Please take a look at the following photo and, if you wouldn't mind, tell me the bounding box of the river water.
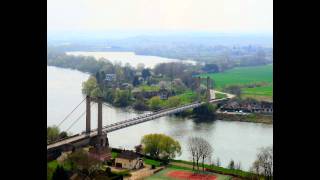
[66,51,196,68]
[47,65,273,171]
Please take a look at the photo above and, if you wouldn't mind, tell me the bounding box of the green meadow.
[200,64,273,100]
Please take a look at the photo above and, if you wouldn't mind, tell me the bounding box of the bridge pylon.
[206,77,211,101]
[86,96,91,133]
[95,97,109,150]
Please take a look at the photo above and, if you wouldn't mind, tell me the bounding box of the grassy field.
[177,91,198,104]
[139,85,160,92]
[242,84,273,96]
[47,160,72,180]
[112,151,119,158]
[200,64,273,100]
[145,165,232,180]
[200,64,273,88]
[143,158,163,167]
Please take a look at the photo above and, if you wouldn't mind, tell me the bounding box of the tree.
[188,136,213,171]
[105,167,111,176]
[202,64,219,73]
[216,158,221,167]
[158,81,168,90]
[235,162,242,170]
[82,76,98,96]
[47,125,60,142]
[132,76,140,87]
[67,149,102,178]
[52,165,69,180]
[123,63,135,82]
[59,131,68,139]
[90,87,103,98]
[250,146,273,180]
[142,68,151,80]
[141,134,181,162]
[149,96,162,110]
[199,138,213,171]
[228,159,235,170]
[114,90,131,107]
[172,78,187,94]
[134,144,143,154]
[167,96,181,108]
[193,103,216,119]
[95,71,101,84]
[188,137,198,170]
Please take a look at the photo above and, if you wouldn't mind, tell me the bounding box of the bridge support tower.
[206,77,211,101]
[95,97,109,150]
[86,96,91,133]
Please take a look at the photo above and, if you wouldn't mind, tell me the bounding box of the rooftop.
[117,150,140,160]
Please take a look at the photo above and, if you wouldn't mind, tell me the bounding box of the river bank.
[172,107,273,124]
[216,113,273,124]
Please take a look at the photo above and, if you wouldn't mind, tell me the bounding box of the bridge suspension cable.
[64,101,95,133]
[65,110,86,132]
[57,96,87,127]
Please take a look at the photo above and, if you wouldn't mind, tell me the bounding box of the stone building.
[115,150,143,170]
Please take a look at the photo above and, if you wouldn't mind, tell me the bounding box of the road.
[215,90,236,99]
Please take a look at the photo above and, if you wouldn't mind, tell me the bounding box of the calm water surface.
[47,66,273,170]
[66,51,196,68]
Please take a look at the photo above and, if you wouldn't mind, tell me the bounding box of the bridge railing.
[47,133,83,145]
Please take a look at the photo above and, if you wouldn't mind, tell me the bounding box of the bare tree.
[187,137,198,170]
[216,158,221,167]
[199,138,213,171]
[228,159,235,170]
[250,146,273,180]
[235,161,242,170]
[188,137,213,171]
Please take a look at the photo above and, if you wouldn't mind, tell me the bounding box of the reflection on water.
[47,66,273,170]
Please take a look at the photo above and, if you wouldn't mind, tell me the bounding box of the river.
[47,65,273,171]
[66,51,196,68]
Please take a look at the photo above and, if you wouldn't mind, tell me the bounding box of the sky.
[47,0,273,34]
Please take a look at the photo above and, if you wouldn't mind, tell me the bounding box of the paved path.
[215,90,236,99]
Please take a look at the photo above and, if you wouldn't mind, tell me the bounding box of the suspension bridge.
[47,77,234,159]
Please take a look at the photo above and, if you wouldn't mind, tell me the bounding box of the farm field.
[200,64,273,101]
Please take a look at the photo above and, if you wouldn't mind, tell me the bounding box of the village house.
[221,100,273,113]
[104,74,116,82]
[115,150,143,170]
[158,89,170,100]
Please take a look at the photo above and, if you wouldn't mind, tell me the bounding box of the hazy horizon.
[48,0,273,34]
